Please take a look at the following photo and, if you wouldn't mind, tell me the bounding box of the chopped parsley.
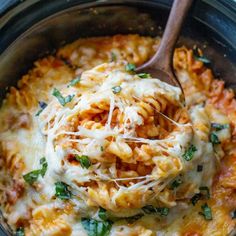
[137,73,150,79]
[125,213,144,224]
[197,165,203,172]
[199,203,212,220]
[15,227,25,236]
[230,210,236,219]
[110,52,117,62]
[112,86,122,94]
[170,179,182,189]
[23,157,47,184]
[52,88,75,106]
[67,77,80,87]
[211,123,229,131]
[191,186,210,205]
[55,181,72,200]
[35,101,47,116]
[142,205,169,216]
[193,47,211,65]
[182,144,197,161]
[191,193,201,206]
[210,132,221,145]
[98,207,108,221]
[75,155,91,169]
[125,63,136,72]
[81,218,113,236]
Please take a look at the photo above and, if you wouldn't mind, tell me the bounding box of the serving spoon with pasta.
[136,0,193,94]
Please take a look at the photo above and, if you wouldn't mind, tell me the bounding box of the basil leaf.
[211,123,229,131]
[23,170,41,184]
[210,132,221,145]
[170,179,182,189]
[112,86,122,94]
[182,144,197,161]
[194,56,211,65]
[142,205,169,216]
[191,187,210,205]
[125,213,144,224]
[230,210,236,219]
[52,88,75,106]
[137,73,150,79]
[68,77,80,87]
[199,203,212,220]
[55,181,72,200]
[125,63,136,72]
[81,218,113,236]
[15,227,25,236]
[110,52,117,62]
[40,157,48,177]
[191,193,201,206]
[199,186,210,199]
[23,157,47,184]
[75,155,91,169]
[193,47,211,65]
[98,207,108,221]
[35,101,47,116]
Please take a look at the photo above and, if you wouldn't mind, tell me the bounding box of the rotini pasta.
[0,34,235,236]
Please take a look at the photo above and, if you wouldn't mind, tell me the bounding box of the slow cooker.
[0,0,235,235]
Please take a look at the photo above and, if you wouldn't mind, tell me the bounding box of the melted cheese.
[0,35,234,236]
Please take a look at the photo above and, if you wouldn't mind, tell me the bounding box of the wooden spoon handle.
[151,0,193,70]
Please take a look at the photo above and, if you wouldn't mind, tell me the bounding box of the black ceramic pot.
[0,0,235,235]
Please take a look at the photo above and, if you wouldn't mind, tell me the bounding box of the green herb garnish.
[23,157,48,184]
[110,52,117,62]
[199,186,210,199]
[137,73,150,79]
[191,193,201,206]
[100,146,104,152]
[35,101,47,116]
[39,157,47,177]
[15,227,25,236]
[142,205,169,216]
[112,86,122,94]
[170,179,182,189]
[67,77,80,87]
[193,47,211,65]
[125,63,136,72]
[210,132,221,145]
[81,218,113,236]
[52,88,75,106]
[195,56,211,64]
[182,144,197,161]
[98,207,108,221]
[199,203,212,220]
[191,186,210,205]
[211,123,229,131]
[23,170,41,185]
[75,155,91,169]
[55,181,72,200]
[231,210,236,219]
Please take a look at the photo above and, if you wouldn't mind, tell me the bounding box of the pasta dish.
[0,35,235,236]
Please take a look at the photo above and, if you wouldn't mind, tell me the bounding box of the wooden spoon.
[136,0,193,94]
